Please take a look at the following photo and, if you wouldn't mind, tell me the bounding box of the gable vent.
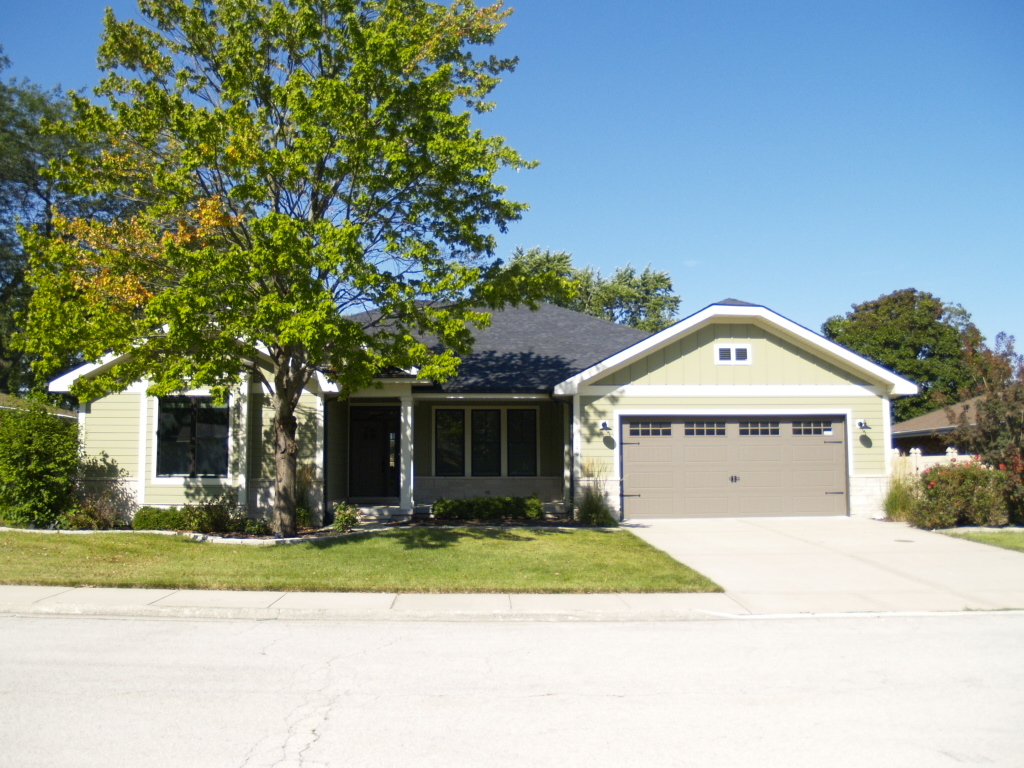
[715,343,752,366]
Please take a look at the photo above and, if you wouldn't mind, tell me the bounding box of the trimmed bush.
[0,406,79,527]
[133,506,188,530]
[432,495,545,522]
[908,462,1010,530]
[574,483,619,527]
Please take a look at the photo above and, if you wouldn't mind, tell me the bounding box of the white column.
[234,376,250,510]
[399,395,415,512]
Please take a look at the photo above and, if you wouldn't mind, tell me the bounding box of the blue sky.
[2,0,1021,340]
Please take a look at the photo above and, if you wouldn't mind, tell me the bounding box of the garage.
[621,416,848,518]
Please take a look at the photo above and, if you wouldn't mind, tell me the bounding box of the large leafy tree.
[0,49,103,394]
[948,333,1024,518]
[822,288,978,422]
[508,247,680,332]
[20,0,558,537]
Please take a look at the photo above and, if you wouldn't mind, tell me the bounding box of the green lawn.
[948,530,1024,554]
[0,528,721,593]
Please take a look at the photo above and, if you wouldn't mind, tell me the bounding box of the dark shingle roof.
[713,298,760,307]
[432,303,651,392]
[892,397,979,436]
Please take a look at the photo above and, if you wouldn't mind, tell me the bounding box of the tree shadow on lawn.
[308,527,615,551]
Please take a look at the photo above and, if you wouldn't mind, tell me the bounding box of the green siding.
[82,392,141,477]
[593,323,870,387]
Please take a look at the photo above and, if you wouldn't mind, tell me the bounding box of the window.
[433,407,538,477]
[156,396,229,477]
[739,421,779,436]
[683,421,725,436]
[715,343,752,365]
[434,409,465,477]
[629,421,672,436]
[793,420,833,436]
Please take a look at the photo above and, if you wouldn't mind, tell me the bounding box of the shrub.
[332,502,359,532]
[908,462,1010,529]
[0,406,79,527]
[239,518,272,536]
[574,483,619,527]
[883,474,921,522]
[133,506,188,530]
[432,495,545,522]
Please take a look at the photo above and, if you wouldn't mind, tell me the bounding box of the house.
[891,397,978,455]
[50,299,918,521]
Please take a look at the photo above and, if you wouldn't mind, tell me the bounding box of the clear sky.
[1,0,1021,341]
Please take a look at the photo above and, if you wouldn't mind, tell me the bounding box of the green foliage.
[507,247,681,331]
[574,483,619,527]
[331,502,360,533]
[908,462,1010,529]
[432,495,545,522]
[948,333,1024,519]
[822,288,978,422]
[20,1,563,538]
[133,506,187,531]
[0,405,78,527]
[882,473,920,523]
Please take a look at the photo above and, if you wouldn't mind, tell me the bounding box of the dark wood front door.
[349,407,400,498]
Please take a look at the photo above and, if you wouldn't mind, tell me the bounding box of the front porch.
[323,390,572,521]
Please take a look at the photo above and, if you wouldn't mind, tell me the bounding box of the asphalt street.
[2,612,1022,767]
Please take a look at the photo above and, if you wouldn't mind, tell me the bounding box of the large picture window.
[433,407,538,478]
[156,396,229,477]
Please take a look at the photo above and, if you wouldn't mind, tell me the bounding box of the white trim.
[399,395,415,511]
[714,343,752,366]
[577,384,885,398]
[562,401,572,505]
[572,395,581,495]
[150,393,234,486]
[412,392,551,401]
[882,396,893,476]
[554,303,919,396]
[609,408,857,499]
[136,393,148,506]
[236,377,250,508]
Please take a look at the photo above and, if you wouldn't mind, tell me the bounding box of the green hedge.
[432,495,545,522]
[133,504,271,536]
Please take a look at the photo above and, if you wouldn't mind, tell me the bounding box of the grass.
[948,530,1024,554]
[0,528,721,593]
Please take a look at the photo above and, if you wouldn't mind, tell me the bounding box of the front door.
[349,407,400,498]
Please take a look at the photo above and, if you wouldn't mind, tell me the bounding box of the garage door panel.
[683,446,729,462]
[622,416,848,519]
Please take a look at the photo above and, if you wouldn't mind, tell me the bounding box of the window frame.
[153,394,231,480]
[714,343,753,366]
[431,406,540,478]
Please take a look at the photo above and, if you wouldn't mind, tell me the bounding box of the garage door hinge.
[825,491,845,495]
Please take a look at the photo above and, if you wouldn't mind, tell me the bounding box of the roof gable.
[554,301,919,396]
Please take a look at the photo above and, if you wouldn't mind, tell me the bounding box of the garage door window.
[683,421,725,436]
[793,421,833,435]
[629,421,672,436]
[739,421,779,436]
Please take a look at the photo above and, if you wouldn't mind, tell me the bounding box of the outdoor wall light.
[856,419,869,430]
[600,421,612,433]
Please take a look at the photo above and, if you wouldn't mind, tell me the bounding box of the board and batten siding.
[592,324,870,388]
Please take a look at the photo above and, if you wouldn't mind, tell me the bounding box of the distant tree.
[0,47,116,395]
[947,332,1024,519]
[20,1,562,538]
[508,247,680,331]
[822,288,978,422]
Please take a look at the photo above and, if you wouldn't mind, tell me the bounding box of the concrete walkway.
[2,518,1022,621]
[626,516,1024,614]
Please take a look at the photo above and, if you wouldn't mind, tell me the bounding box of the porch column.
[399,395,415,512]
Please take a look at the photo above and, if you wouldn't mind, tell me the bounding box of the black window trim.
[431,405,539,478]
[154,394,231,479]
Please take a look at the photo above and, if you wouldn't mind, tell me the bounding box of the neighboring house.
[0,392,76,421]
[50,299,917,521]
[891,397,979,455]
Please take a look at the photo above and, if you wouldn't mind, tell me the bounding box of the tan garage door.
[621,417,848,518]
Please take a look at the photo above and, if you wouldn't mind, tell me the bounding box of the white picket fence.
[891,447,978,477]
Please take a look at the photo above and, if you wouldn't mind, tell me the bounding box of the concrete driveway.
[625,516,1024,614]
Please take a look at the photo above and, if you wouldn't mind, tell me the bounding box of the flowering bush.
[909,461,1010,529]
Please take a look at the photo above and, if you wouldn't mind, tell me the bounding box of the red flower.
[1000,464,1007,470]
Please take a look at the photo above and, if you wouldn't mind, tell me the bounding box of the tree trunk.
[271,356,304,538]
